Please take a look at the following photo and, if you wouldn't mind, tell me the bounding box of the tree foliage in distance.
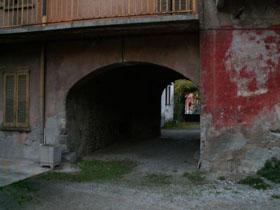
[174,80,199,122]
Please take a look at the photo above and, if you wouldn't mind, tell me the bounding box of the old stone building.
[0,0,279,176]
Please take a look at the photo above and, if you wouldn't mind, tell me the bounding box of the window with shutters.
[3,72,29,128]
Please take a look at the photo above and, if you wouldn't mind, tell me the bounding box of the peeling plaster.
[240,147,280,173]
[200,113,212,165]
[224,30,280,98]
[60,118,66,130]
[275,105,280,121]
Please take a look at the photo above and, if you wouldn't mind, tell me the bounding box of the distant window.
[168,86,171,105]
[165,88,168,105]
[3,72,29,128]
[165,85,171,106]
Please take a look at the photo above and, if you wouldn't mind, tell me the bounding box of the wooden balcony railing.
[0,0,198,29]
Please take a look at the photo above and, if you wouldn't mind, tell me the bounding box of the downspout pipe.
[40,43,46,145]
[41,0,47,143]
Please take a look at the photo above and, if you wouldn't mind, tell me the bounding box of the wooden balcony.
[0,0,198,29]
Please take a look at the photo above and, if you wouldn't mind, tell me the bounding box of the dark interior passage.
[66,63,193,157]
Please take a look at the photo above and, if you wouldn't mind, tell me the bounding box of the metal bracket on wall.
[216,0,224,9]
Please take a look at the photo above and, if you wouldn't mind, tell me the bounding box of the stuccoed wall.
[200,0,280,175]
[0,34,200,161]
[0,44,41,161]
[44,34,200,152]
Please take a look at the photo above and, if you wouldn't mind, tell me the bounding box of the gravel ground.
[21,179,280,210]
[1,129,280,210]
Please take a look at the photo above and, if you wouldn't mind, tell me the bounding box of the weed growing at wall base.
[238,176,271,190]
[272,195,280,199]
[257,157,280,183]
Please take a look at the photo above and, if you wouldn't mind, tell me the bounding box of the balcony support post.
[42,0,47,25]
[192,0,198,14]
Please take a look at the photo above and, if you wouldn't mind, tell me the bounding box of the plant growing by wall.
[257,157,280,183]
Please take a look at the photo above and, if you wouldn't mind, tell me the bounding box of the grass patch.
[0,180,39,206]
[163,121,200,129]
[218,176,226,181]
[272,195,280,199]
[39,160,136,182]
[257,157,280,184]
[238,176,271,190]
[144,173,172,185]
[183,171,206,183]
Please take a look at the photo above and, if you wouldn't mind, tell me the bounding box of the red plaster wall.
[200,27,280,173]
[201,28,280,129]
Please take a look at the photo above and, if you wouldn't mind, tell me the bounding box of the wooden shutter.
[16,73,29,127]
[3,72,29,128]
[4,73,16,127]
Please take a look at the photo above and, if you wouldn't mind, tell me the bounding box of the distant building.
[161,83,174,127]
[185,92,200,115]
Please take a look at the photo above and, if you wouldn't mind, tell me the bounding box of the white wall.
[161,83,174,127]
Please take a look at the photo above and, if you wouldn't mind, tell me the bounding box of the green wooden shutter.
[4,74,16,126]
[16,73,29,127]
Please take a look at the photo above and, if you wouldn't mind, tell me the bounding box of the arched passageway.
[66,63,200,171]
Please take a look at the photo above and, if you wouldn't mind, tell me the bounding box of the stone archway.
[65,62,197,156]
[43,34,200,161]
